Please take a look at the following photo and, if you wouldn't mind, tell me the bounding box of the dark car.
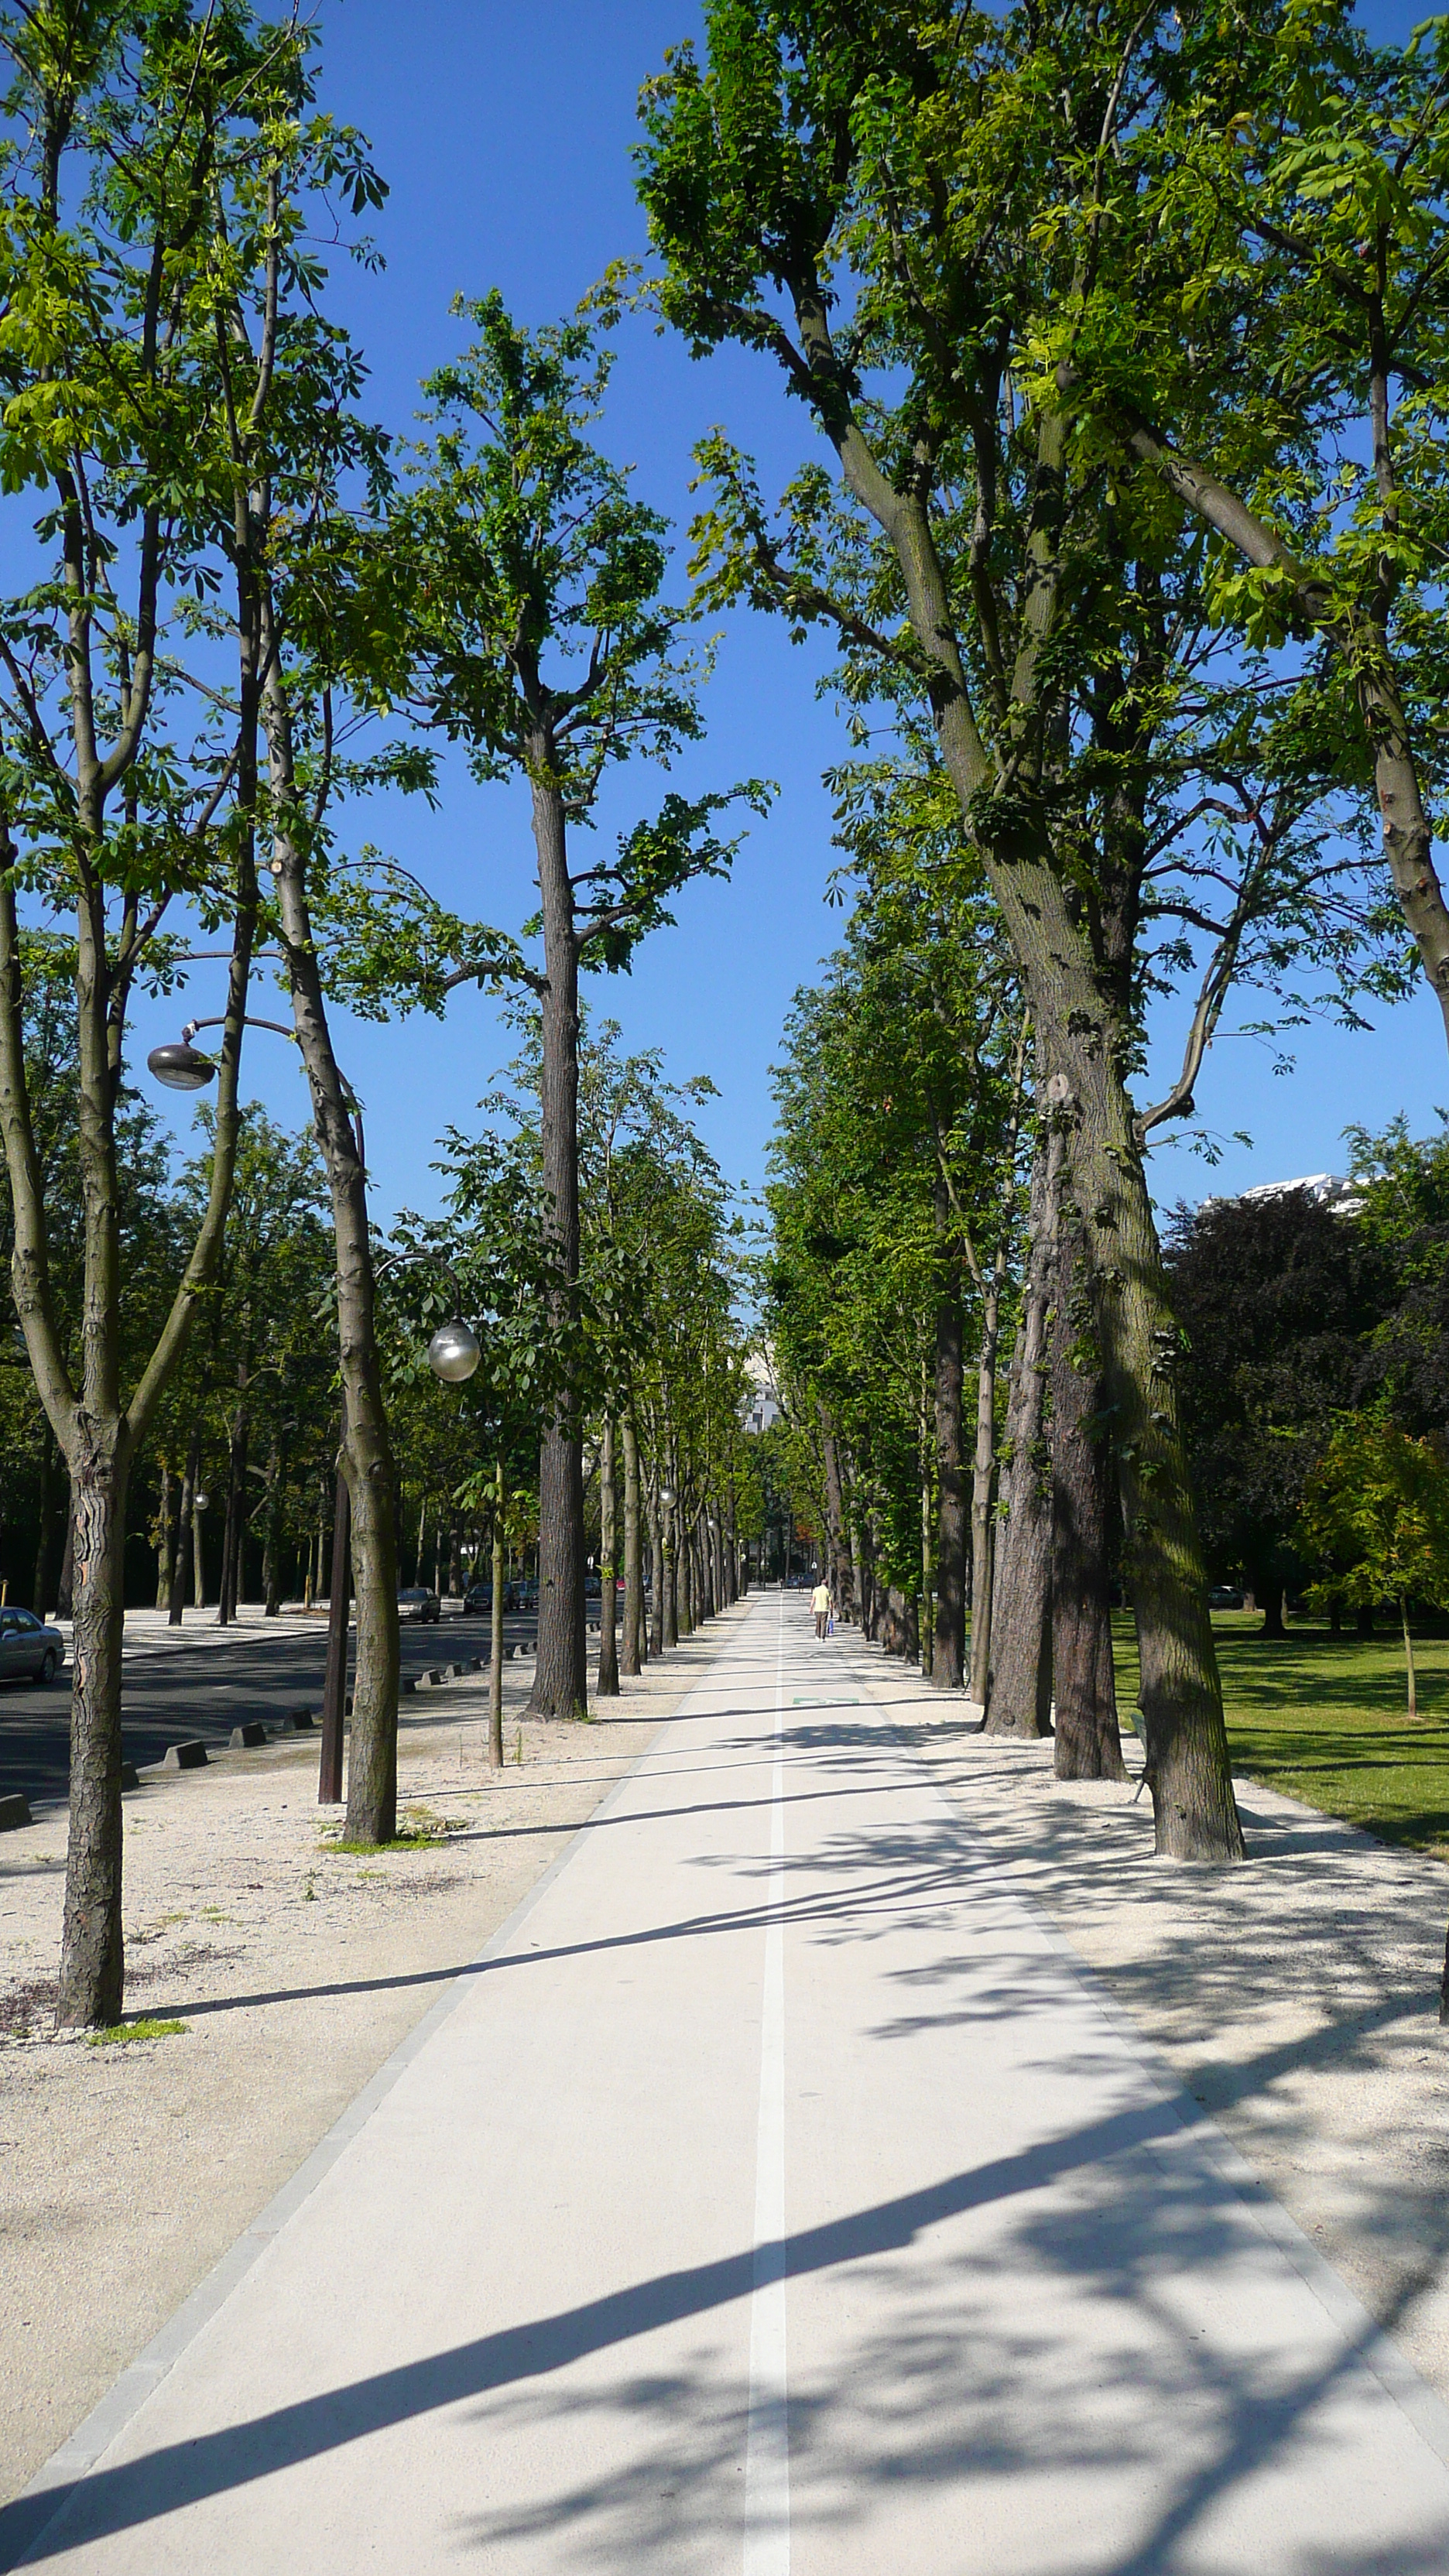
[397,1586,441,1625]
[0,1606,64,1684]
[1208,1585,1245,1612]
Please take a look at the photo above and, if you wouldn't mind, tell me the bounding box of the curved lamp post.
[148,1012,368,1801]
[149,1019,487,1793]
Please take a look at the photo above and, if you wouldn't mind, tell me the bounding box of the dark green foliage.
[1166,1188,1389,1607]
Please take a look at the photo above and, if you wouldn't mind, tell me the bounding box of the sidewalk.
[8,1593,1449,2572]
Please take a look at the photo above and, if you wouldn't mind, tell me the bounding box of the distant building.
[742,1351,781,1436]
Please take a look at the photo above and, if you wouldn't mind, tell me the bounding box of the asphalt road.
[0,1612,541,1809]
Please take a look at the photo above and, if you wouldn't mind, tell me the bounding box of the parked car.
[397,1586,441,1625]
[0,1607,64,1684]
[464,1582,491,1616]
[1208,1585,1245,1611]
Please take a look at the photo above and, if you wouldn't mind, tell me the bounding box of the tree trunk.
[264,615,400,1845]
[169,1428,198,1628]
[649,1488,665,1656]
[1050,1208,1126,1783]
[620,1411,643,1679]
[678,1516,694,1634]
[985,1136,1054,1739]
[1251,1574,1286,1642]
[919,1367,935,1677]
[932,1241,966,1690]
[597,1413,620,1697]
[968,1279,1003,1705]
[663,1490,679,1647]
[32,1422,58,1617]
[152,1454,172,1614]
[528,766,587,1721]
[218,1356,248,1624]
[490,1459,505,1769]
[447,1522,462,1601]
[54,1447,128,2029]
[55,1492,75,1621]
[819,1403,854,1620]
[817,392,1242,1855]
[262,1430,283,1616]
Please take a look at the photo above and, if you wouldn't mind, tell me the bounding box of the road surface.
[0,1612,540,1808]
[8,1590,1449,2572]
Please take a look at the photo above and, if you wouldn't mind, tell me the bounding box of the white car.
[0,1607,64,1684]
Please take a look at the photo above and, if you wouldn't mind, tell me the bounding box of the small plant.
[303,1877,317,1903]
[321,1804,459,1855]
[87,2019,188,2047]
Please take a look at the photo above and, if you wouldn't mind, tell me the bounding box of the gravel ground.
[0,1616,740,2502]
[848,1643,1449,2405]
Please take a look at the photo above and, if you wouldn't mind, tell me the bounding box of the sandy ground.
[0,1614,742,2502]
[846,1642,1449,2406]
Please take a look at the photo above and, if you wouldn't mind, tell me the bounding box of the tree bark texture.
[490,1459,505,1769]
[985,1138,1054,1739]
[968,1280,1004,1705]
[649,1493,665,1656]
[621,1410,643,1679]
[806,345,1242,1857]
[168,1429,199,1628]
[932,1242,967,1690]
[597,1412,619,1697]
[527,769,587,1720]
[264,633,399,1843]
[1050,1208,1126,1783]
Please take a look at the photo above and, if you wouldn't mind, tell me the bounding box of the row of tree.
[0,2,770,2028]
[10,0,1449,2021]
[635,0,1449,1863]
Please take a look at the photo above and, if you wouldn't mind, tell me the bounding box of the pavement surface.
[9,1592,1449,2572]
[0,1609,541,1808]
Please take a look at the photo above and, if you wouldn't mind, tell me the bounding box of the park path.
[9,1591,1449,2574]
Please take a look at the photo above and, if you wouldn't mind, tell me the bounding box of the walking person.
[811,1575,831,1641]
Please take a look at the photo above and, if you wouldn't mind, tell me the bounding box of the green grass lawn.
[1112,1612,1449,1858]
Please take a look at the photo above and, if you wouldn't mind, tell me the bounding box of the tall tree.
[390,294,767,1718]
[0,4,283,2023]
[638,3,1400,1853]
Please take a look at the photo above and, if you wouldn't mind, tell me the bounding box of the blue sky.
[130,0,1448,1222]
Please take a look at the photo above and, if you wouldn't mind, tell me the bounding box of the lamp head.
[148,1040,216,1093]
[427,1318,481,1385]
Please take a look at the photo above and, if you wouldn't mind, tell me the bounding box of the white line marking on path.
[743,1596,790,2575]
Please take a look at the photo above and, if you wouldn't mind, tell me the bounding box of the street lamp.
[148,1009,365,1804]
[426,1318,481,1384]
[147,1015,297,1091]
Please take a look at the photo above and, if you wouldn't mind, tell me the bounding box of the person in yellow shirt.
[810,1578,831,1640]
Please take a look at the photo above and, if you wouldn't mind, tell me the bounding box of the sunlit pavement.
[9,1591,1449,2574]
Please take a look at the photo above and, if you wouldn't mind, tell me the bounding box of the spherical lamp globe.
[427,1319,481,1385]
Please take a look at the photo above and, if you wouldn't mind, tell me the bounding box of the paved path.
[9,1593,1449,2573]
